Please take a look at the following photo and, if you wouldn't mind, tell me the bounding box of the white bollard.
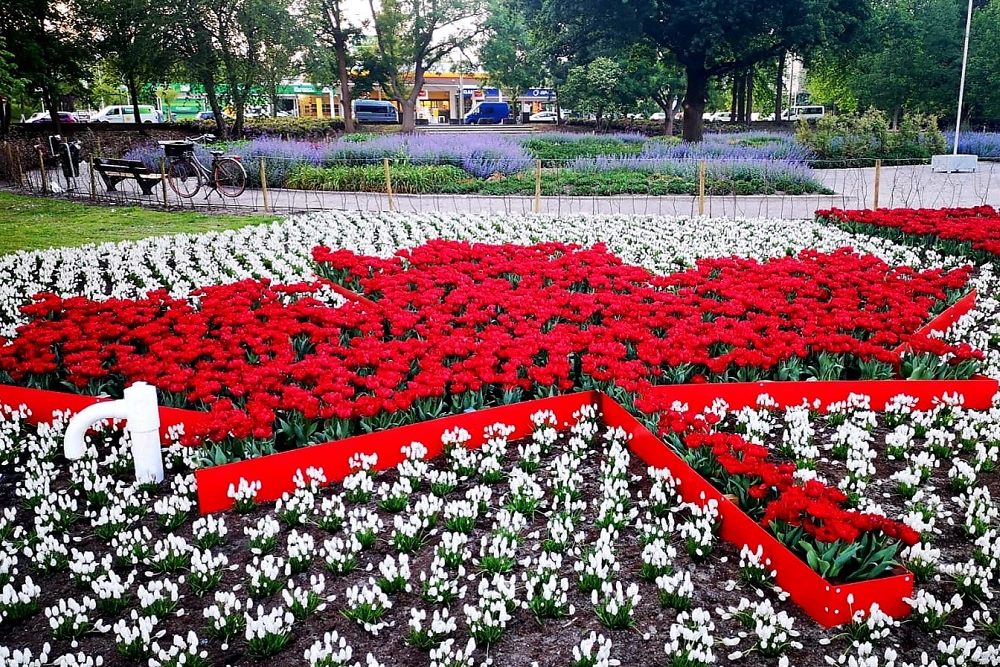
[64,381,164,483]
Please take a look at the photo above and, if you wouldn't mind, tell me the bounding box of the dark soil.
[1,410,997,667]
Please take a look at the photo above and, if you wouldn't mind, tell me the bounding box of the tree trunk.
[335,38,355,133]
[745,65,754,123]
[730,73,740,123]
[400,96,416,132]
[43,85,61,133]
[665,96,677,136]
[202,76,227,139]
[270,83,279,118]
[682,63,708,142]
[233,97,246,138]
[126,75,144,129]
[774,52,785,121]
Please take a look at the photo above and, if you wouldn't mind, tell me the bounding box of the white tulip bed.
[0,211,999,667]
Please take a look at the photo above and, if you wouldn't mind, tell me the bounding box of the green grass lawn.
[0,193,280,255]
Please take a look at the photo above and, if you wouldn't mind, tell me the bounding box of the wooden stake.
[161,159,168,206]
[260,157,270,213]
[38,150,47,194]
[698,160,706,215]
[873,158,882,210]
[534,159,542,214]
[383,157,395,212]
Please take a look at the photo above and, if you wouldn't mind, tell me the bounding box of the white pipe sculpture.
[64,381,164,483]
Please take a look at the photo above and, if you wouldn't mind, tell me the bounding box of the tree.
[368,0,484,132]
[163,0,229,136]
[0,0,93,129]
[806,0,969,125]
[305,0,364,132]
[88,0,174,127]
[575,0,867,141]
[969,0,1000,122]
[259,12,308,118]
[560,57,632,129]
[625,41,685,134]
[481,0,546,109]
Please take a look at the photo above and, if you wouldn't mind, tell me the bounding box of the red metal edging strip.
[640,374,997,415]
[193,391,599,514]
[599,394,913,627]
[892,289,979,355]
[0,384,209,441]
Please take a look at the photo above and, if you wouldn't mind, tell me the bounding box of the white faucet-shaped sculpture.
[64,381,164,483]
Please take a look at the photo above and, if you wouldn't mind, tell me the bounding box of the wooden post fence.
[697,160,706,215]
[873,159,882,210]
[161,159,168,207]
[260,157,271,213]
[534,159,542,214]
[383,158,395,212]
[38,149,47,194]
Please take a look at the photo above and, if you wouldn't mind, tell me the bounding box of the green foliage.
[797,109,947,163]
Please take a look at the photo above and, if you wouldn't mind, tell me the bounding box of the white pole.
[954,0,974,155]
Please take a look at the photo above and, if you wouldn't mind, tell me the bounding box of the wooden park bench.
[92,157,162,196]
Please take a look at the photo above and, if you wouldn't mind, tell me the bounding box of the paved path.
[26,161,1000,220]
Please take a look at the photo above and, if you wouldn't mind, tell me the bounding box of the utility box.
[931,154,978,173]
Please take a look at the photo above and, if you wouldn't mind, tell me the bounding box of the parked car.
[529,110,558,123]
[352,99,399,124]
[30,111,76,123]
[92,105,159,123]
[782,105,825,121]
[465,101,510,125]
[649,111,666,121]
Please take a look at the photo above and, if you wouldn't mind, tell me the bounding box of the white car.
[92,105,159,123]
[782,105,825,121]
[649,112,666,121]
[529,110,558,123]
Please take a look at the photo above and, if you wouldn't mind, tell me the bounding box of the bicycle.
[158,134,247,199]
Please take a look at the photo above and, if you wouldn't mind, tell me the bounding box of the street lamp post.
[932,0,978,172]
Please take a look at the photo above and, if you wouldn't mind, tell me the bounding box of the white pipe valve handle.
[64,381,164,483]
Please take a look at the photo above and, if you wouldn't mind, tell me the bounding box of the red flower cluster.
[0,241,976,443]
[685,431,919,547]
[818,206,1000,257]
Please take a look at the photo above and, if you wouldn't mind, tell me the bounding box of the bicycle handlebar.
[191,133,217,144]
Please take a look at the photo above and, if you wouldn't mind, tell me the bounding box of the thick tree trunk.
[205,84,227,139]
[774,52,786,121]
[233,99,246,138]
[665,96,677,136]
[682,63,708,143]
[400,96,416,132]
[336,40,355,133]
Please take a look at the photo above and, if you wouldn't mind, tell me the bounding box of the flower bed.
[0,241,981,464]
[817,206,1000,262]
[1,210,999,666]
[123,131,829,196]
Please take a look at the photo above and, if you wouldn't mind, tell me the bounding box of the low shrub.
[796,110,947,165]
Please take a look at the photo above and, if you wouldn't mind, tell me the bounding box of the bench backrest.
[94,158,151,172]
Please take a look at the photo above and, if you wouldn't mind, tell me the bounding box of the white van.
[92,105,160,124]
[782,105,825,121]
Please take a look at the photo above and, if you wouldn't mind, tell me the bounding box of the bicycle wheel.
[166,159,202,198]
[214,157,247,198]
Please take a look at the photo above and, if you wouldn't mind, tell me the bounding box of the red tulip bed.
[816,206,1000,263]
[2,222,999,667]
[0,240,982,465]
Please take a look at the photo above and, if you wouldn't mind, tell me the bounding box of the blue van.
[464,101,510,125]
[352,99,399,124]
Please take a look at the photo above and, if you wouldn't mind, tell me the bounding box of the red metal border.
[640,375,998,415]
[893,290,979,355]
[599,394,913,627]
[0,384,209,440]
[193,391,598,514]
